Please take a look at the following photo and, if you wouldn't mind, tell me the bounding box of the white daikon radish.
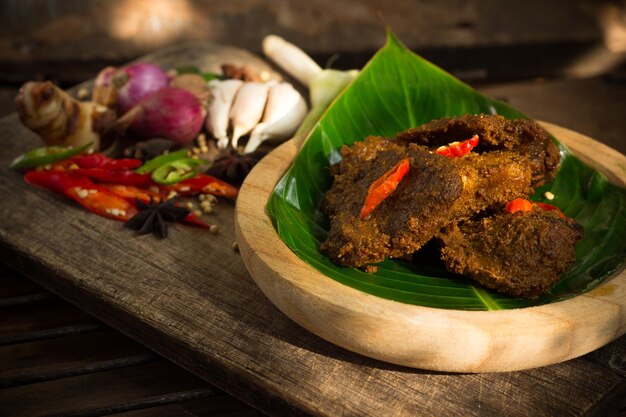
[262,34,360,145]
[243,82,308,153]
[229,82,271,149]
[205,79,243,149]
[262,35,322,87]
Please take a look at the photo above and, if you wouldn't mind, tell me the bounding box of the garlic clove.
[243,82,307,154]
[205,79,243,149]
[229,82,271,149]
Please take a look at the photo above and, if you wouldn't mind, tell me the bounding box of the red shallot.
[116,87,205,145]
[113,63,169,114]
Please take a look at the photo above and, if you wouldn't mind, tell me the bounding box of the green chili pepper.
[151,158,204,185]
[201,72,226,82]
[135,149,189,174]
[10,142,93,170]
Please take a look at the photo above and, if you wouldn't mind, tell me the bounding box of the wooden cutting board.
[0,44,624,417]
[235,122,626,372]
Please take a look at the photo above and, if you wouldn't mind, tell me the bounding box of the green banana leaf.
[266,32,626,311]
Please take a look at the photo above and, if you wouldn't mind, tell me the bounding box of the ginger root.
[15,81,116,150]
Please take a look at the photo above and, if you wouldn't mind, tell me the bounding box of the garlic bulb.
[229,82,271,149]
[262,34,359,145]
[205,79,243,149]
[244,82,307,153]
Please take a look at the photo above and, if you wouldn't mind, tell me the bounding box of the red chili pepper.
[167,174,239,199]
[183,213,211,229]
[435,134,479,158]
[24,171,138,221]
[101,183,211,229]
[100,183,165,205]
[505,198,533,213]
[534,202,566,218]
[72,153,142,170]
[75,168,154,187]
[505,198,566,218]
[359,158,410,219]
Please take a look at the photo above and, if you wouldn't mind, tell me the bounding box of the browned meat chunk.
[320,136,533,267]
[448,151,533,220]
[439,211,584,298]
[396,114,560,186]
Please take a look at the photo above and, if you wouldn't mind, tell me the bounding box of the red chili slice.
[436,134,479,158]
[534,202,566,218]
[505,198,566,218]
[505,198,533,213]
[72,153,142,170]
[167,174,239,199]
[75,168,154,187]
[24,171,138,221]
[100,183,165,205]
[359,158,410,219]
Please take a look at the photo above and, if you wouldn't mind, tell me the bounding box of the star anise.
[124,197,189,238]
[206,149,265,186]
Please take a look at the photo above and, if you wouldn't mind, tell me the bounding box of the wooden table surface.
[0,46,625,416]
[0,264,263,417]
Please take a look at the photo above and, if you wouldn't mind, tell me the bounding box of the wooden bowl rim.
[234,121,626,372]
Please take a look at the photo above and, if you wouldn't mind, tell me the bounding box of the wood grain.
[235,123,626,372]
[0,45,624,416]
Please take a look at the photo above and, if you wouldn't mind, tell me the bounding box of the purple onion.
[115,63,168,114]
[128,87,205,145]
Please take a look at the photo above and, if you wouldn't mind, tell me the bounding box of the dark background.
[1,0,625,153]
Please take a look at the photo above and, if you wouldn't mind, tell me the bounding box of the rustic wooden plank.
[111,396,264,417]
[179,396,265,417]
[0,328,156,388]
[107,405,199,417]
[0,266,42,299]
[0,47,624,417]
[0,361,217,417]
[0,295,100,341]
[110,404,197,417]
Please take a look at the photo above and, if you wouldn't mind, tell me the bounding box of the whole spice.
[206,149,264,185]
[15,81,116,150]
[124,197,189,238]
[221,63,263,82]
[360,158,410,219]
[124,138,176,162]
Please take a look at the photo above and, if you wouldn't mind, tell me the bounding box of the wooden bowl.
[234,122,626,372]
